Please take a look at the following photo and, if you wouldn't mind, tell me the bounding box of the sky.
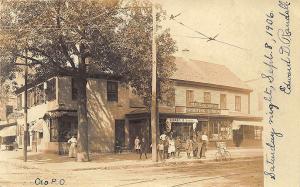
[159,0,270,81]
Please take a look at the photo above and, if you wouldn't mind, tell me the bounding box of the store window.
[71,78,78,100]
[46,78,56,101]
[209,120,219,140]
[204,92,211,103]
[209,120,232,140]
[107,81,118,102]
[243,126,255,139]
[58,117,78,142]
[235,96,241,112]
[254,126,262,140]
[172,123,193,141]
[50,119,58,142]
[220,94,226,109]
[17,94,22,111]
[186,90,194,106]
[219,121,232,140]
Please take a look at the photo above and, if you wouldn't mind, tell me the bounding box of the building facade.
[126,58,263,149]
[15,75,133,153]
[13,57,263,154]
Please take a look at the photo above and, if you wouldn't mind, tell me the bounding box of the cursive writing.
[264,128,283,180]
[278,1,292,95]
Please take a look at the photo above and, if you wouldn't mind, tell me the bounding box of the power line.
[169,14,247,51]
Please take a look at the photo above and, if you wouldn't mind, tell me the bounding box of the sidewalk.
[0,147,263,172]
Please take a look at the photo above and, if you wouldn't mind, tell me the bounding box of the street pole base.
[76,152,90,162]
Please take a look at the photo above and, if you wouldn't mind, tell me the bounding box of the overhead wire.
[169,14,247,51]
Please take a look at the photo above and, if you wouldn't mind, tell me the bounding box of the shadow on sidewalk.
[15,152,152,164]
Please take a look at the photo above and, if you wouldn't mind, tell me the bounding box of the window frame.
[235,96,241,112]
[220,94,227,109]
[186,90,194,106]
[107,81,118,102]
[71,78,78,101]
[204,92,211,103]
[46,78,56,101]
[50,119,58,142]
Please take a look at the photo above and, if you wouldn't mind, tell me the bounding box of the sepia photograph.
[0,0,299,186]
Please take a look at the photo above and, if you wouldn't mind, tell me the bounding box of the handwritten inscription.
[262,0,292,181]
[264,128,284,180]
[278,1,292,94]
[35,178,65,185]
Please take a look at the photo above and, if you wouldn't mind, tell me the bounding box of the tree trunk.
[76,45,89,161]
[76,76,89,162]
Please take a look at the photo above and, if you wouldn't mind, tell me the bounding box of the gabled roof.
[172,57,251,92]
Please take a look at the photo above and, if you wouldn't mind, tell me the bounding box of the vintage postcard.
[0,0,299,186]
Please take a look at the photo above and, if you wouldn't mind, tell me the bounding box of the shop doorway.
[115,120,125,147]
[129,119,150,150]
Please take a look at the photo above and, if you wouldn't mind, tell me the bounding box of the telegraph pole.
[23,48,28,162]
[151,2,158,162]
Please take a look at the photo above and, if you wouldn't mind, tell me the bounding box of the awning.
[232,120,263,130]
[0,125,17,137]
[29,119,45,132]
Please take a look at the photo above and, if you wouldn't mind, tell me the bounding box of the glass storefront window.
[254,126,262,140]
[209,120,232,140]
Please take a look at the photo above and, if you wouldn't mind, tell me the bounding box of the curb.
[72,156,263,171]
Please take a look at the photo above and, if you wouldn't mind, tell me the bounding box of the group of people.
[158,131,208,161]
[134,131,209,161]
[185,131,208,159]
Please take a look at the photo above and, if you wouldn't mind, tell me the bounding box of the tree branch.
[27,47,75,74]
[58,36,76,69]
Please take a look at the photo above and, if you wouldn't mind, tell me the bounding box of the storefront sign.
[186,107,221,114]
[167,118,198,123]
[191,102,219,109]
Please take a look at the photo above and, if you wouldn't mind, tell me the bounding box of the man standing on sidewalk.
[157,140,164,161]
[201,132,208,158]
[196,132,202,159]
[139,138,148,159]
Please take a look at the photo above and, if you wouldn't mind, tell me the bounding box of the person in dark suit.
[139,138,148,159]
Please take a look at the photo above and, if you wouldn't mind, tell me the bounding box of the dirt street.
[0,157,263,187]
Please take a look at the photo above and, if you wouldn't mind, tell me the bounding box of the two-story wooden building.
[14,57,263,154]
[15,74,134,154]
[126,57,263,148]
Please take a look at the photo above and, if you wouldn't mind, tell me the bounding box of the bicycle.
[215,142,231,161]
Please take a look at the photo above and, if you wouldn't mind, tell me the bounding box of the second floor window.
[186,90,194,106]
[27,89,35,107]
[17,94,22,111]
[235,96,241,112]
[71,78,78,100]
[46,78,56,101]
[36,84,45,105]
[204,92,211,103]
[107,81,118,102]
[220,94,226,109]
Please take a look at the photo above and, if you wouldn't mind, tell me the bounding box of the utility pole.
[151,2,158,162]
[23,48,28,162]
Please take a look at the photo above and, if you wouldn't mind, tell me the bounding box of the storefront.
[126,109,263,150]
[0,123,17,150]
